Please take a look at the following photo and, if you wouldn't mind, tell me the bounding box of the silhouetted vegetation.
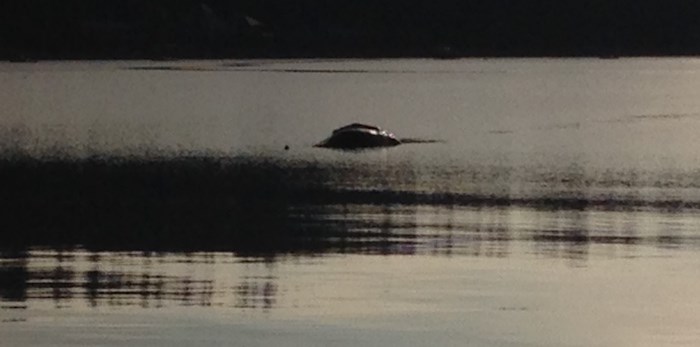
[2,0,700,60]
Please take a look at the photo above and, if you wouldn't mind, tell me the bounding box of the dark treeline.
[2,0,700,60]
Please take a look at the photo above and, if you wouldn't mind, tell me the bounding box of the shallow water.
[2,58,700,346]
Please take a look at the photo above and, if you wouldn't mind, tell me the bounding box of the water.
[1,58,700,346]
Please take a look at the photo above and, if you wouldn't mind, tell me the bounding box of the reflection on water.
[3,59,700,345]
[2,155,700,312]
[1,157,700,346]
[2,204,699,311]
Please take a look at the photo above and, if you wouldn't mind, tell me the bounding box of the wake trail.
[399,138,446,144]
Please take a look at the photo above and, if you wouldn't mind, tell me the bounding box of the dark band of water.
[2,155,698,253]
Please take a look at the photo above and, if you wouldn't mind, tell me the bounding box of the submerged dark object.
[315,123,401,149]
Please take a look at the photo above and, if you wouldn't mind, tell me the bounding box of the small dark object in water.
[284,145,290,150]
[315,123,401,149]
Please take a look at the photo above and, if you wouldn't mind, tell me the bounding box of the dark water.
[2,59,700,346]
[2,155,700,346]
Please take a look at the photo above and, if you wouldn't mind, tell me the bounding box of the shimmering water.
[1,58,700,346]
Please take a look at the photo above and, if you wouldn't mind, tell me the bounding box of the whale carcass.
[315,123,401,149]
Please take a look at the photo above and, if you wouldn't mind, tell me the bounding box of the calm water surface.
[1,58,700,346]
